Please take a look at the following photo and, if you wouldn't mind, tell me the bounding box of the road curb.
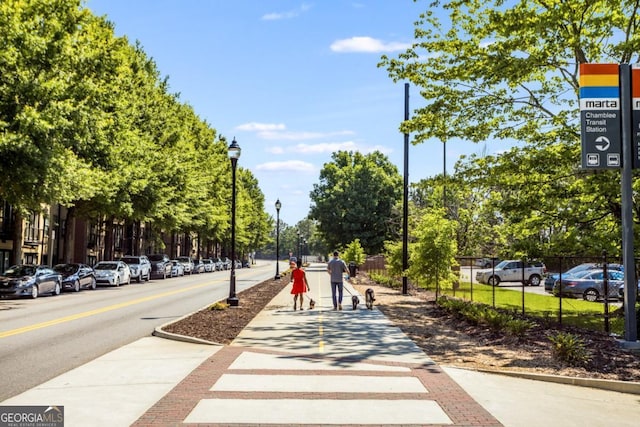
[447,365,640,395]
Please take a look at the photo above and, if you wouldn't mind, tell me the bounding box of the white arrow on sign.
[595,136,610,151]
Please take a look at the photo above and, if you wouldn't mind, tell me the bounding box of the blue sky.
[84,0,487,226]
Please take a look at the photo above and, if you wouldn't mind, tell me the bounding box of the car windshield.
[177,257,190,262]
[53,264,79,274]
[3,265,36,277]
[148,255,165,261]
[121,257,140,264]
[95,263,118,270]
[493,261,510,269]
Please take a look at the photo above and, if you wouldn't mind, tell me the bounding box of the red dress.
[290,268,307,294]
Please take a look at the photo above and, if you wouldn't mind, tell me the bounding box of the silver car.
[552,269,622,302]
[94,261,131,287]
[120,255,151,283]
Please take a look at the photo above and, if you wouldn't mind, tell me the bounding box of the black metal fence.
[449,254,637,336]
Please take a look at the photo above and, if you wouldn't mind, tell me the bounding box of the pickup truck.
[475,260,546,286]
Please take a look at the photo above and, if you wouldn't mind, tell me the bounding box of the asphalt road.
[0,260,278,401]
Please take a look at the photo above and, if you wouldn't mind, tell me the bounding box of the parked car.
[552,269,622,301]
[618,281,640,301]
[120,255,151,283]
[0,264,62,299]
[94,261,131,287]
[192,260,205,274]
[476,258,499,269]
[544,263,624,292]
[148,254,172,279]
[476,260,546,286]
[234,259,243,269]
[213,258,224,271]
[53,263,96,292]
[201,258,215,272]
[176,256,194,275]
[221,257,231,270]
[242,259,251,268]
[170,260,185,277]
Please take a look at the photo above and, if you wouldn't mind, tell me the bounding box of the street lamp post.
[227,137,241,307]
[303,238,307,264]
[296,230,301,260]
[274,199,282,280]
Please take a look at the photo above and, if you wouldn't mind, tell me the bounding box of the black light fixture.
[227,137,241,306]
[296,230,301,260]
[274,199,282,280]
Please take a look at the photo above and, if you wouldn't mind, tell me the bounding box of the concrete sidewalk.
[3,262,640,426]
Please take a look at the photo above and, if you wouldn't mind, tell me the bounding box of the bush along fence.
[447,254,639,337]
[367,253,639,337]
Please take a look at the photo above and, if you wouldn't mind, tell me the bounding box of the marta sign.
[580,63,622,169]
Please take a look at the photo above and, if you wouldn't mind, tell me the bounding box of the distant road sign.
[580,63,622,169]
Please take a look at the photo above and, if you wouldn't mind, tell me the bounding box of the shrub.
[505,318,535,338]
[209,301,230,311]
[548,331,591,366]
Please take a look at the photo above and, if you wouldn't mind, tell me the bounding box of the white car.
[120,255,151,282]
[94,261,131,287]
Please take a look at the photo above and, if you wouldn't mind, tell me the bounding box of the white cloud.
[259,129,354,141]
[256,160,316,173]
[330,36,410,53]
[236,122,286,132]
[262,3,312,21]
[268,141,392,155]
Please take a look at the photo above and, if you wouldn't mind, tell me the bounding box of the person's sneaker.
[333,306,337,310]
[338,304,342,310]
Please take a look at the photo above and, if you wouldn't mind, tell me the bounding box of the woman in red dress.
[290,259,309,310]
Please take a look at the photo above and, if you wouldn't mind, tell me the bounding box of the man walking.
[327,251,349,310]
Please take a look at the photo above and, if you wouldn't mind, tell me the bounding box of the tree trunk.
[62,207,76,263]
[103,216,114,260]
[12,210,23,265]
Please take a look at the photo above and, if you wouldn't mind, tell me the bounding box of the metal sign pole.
[620,64,638,342]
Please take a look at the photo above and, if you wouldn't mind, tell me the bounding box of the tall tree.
[309,151,402,254]
[380,0,640,256]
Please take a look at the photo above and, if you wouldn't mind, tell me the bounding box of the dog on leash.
[351,295,359,310]
[365,288,375,310]
[308,298,315,309]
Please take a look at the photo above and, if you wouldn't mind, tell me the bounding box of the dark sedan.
[148,254,172,279]
[0,264,62,299]
[54,263,97,292]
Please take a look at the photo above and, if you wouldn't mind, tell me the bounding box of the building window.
[24,212,39,245]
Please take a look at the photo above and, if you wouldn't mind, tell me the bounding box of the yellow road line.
[0,281,217,339]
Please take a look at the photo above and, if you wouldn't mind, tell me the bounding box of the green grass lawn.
[443,282,625,335]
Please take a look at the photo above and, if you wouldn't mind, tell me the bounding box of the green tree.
[309,151,402,254]
[379,0,640,256]
[342,239,366,266]
[407,209,458,290]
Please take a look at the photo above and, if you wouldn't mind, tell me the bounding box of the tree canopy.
[379,0,640,259]
[0,0,270,261]
[309,151,402,254]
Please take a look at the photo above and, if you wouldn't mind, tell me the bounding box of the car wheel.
[90,277,97,290]
[73,280,81,292]
[488,276,500,286]
[137,275,142,283]
[528,275,541,287]
[583,288,599,302]
[115,277,120,287]
[30,285,39,299]
[53,281,61,296]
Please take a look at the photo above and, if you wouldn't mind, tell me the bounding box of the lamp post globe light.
[227,137,241,307]
[275,199,282,280]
